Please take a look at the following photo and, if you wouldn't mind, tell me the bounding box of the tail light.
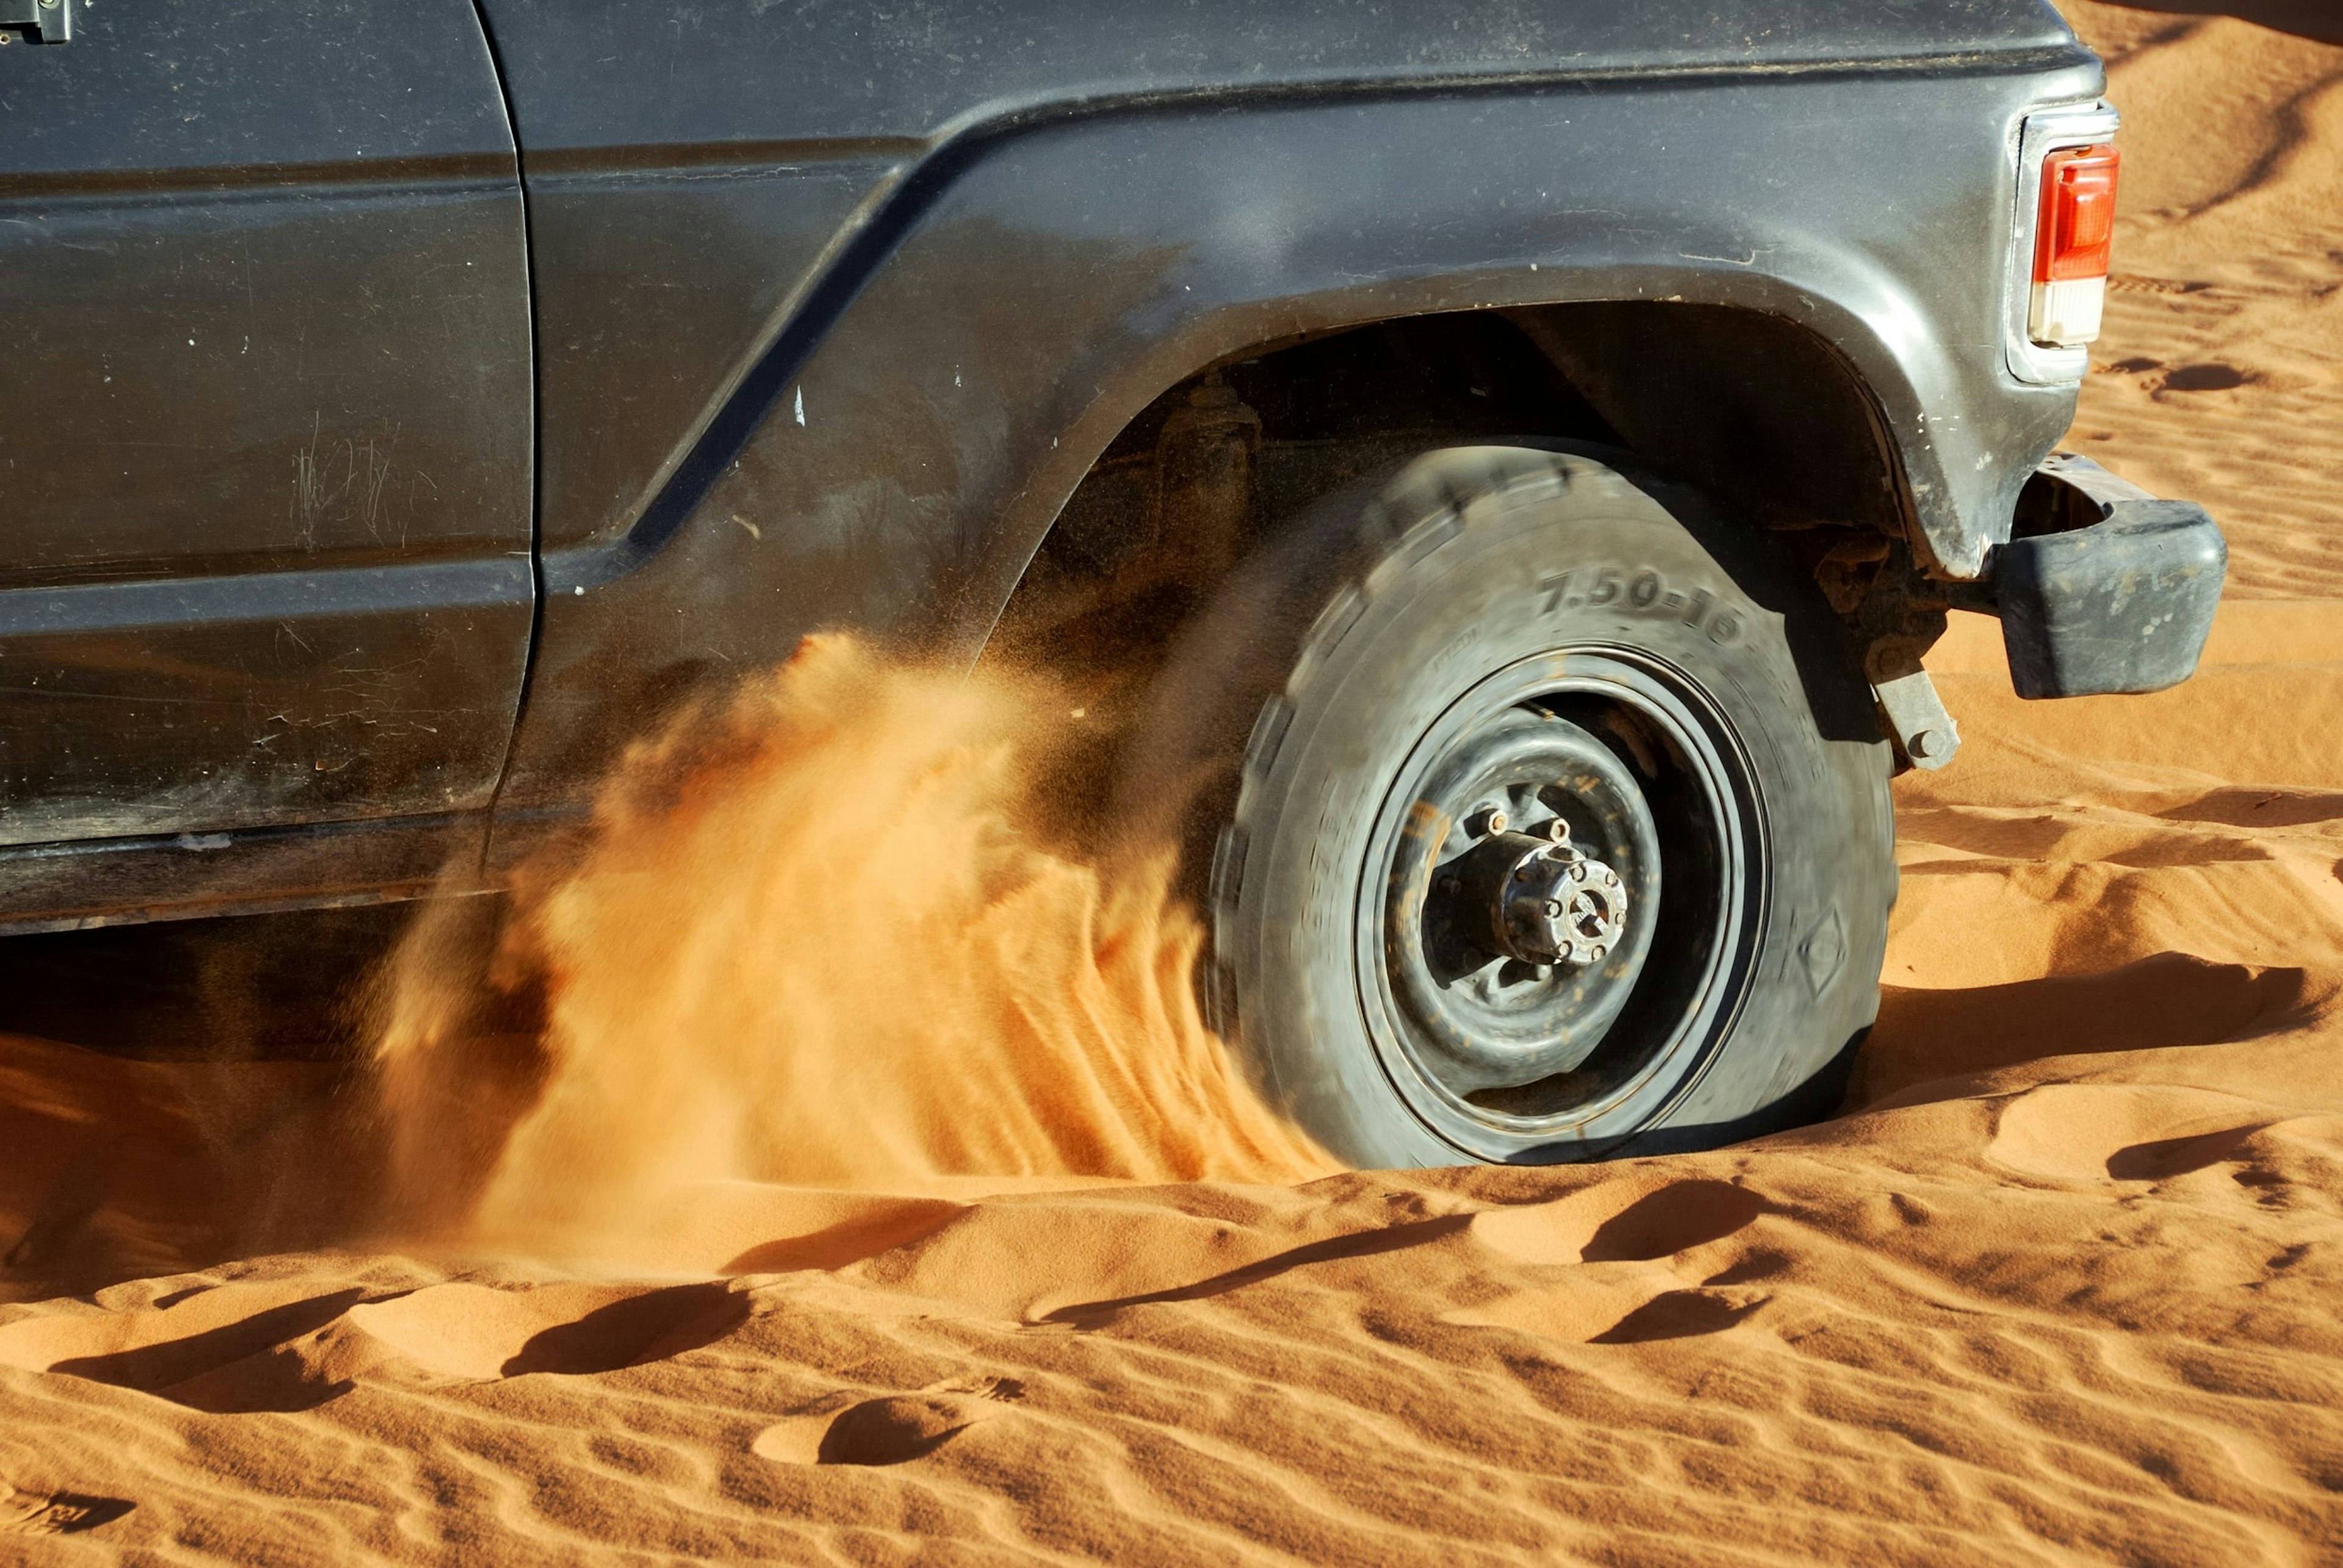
[2029,144,2120,347]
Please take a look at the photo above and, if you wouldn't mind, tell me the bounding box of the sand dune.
[2060,1,2343,598]
[4,3,2342,1563]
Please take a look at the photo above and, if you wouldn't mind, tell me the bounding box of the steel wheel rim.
[1353,646,1763,1159]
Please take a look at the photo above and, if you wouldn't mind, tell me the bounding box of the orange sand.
[366,635,1333,1263]
[3,4,2342,1561]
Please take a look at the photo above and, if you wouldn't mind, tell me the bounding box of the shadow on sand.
[1855,951,2316,1106]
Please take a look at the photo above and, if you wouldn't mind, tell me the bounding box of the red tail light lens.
[2035,144,2120,284]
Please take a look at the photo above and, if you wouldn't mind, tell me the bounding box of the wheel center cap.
[1493,834,1627,967]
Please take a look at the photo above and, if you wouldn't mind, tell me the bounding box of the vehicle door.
[0,0,533,846]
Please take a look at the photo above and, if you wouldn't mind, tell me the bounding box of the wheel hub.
[1491,830,1628,968]
[1428,819,1631,973]
[1377,703,1665,1096]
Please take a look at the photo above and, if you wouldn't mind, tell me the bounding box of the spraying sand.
[372,633,1334,1259]
[2,2,2341,1559]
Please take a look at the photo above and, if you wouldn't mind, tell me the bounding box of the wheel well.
[1505,302,1909,542]
[992,302,1915,680]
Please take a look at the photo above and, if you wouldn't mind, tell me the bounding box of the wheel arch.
[993,297,1920,660]
[502,68,2087,816]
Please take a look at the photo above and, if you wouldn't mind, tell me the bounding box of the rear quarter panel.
[474,0,2100,822]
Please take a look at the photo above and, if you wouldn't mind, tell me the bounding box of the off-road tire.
[1116,444,1895,1166]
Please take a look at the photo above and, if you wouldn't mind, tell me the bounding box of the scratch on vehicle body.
[292,417,403,547]
[293,414,325,549]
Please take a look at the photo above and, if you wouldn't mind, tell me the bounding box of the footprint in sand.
[0,1277,754,1414]
[753,1375,1026,1467]
[1988,1082,2273,1184]
[1469,1178,1771,1266]
[2157,361,2255,393]
[1455,1179,1775,1344]
[2,1482,132,1537]
[1585,1287,1769,1344]
[344,1279,752,1381]
[0,1282,376,1415]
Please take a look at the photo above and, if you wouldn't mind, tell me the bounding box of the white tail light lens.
[2029,144,2120,347]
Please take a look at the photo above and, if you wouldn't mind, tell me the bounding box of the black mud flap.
[1995,453,2226,700]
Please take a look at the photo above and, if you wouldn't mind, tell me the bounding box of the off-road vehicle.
[0,0,2224,1164]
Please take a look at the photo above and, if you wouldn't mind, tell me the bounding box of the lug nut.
[1468,807,1509,838]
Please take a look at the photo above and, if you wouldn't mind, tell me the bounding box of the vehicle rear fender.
[502,63,2098,816]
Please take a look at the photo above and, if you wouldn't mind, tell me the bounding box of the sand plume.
[371,634,1334,1259]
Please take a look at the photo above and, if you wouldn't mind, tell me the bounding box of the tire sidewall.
[1217,451,1891,1167]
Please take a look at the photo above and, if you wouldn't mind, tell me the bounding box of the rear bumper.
[1993,453,2227,700]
